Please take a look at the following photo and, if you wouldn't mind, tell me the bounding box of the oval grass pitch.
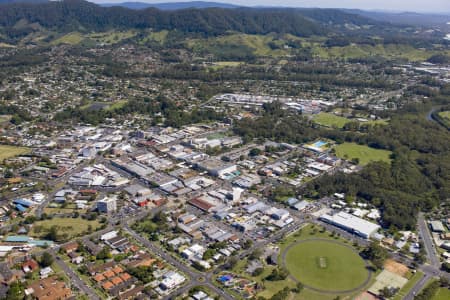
[283,239,370,292]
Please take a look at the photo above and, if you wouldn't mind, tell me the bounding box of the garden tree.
[291,282,304,293]
[414,252,426,264]
[379,287,398,298]
[442,262,450,273]
[23,215,36,224]
[210,241,227,250]
[269,287,291,300]
[252,267,264,277]
[414,280,440,300]
[39,251,54,268]
[202,249,216,260]
[3,169,14,178]
[85,212,98,221]
[78,265,88,275]
[439,276,450,287]
[249,249,262,261]
[361,242,388,270]
[224,256,238,270]
[5,281,24,300]
[249,148,262,157]
[96,248,112,260]
[270,185,295,203]
[127,266,154,283]
[266,268,289,281]
[45,225,59,242]
[242,239,253,249]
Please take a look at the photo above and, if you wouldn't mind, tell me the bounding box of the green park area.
[432,287,450,300]
[438,111,450,120]
[224,224,373,300]
[313,112,350,128]
[334,142,392,165]
[30,217,102,241]
[438,111,450,127]
[276,224,375,300]
[0,145,30,161]
[284,240,368,292]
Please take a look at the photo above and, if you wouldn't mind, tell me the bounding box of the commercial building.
[159,271,185,290]
[320,211,380,239]
[97,197,117,213]
[196,158,237,178]
[430,221,446,233]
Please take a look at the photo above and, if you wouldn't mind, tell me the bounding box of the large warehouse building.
[196,158,237,178]
[320,211,380,239]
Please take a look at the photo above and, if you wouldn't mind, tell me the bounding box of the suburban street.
[49,248,100,300]
[418,213,440,268]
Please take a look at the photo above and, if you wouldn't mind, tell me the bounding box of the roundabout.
[282,238,372,294]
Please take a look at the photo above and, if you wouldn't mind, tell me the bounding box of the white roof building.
[160,271,185,290]
[320,211,380,239]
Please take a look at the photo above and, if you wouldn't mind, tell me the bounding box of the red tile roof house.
[61,241,79,254]
[22,259,39,273]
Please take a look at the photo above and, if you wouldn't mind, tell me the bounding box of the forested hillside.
[0,0,326,37]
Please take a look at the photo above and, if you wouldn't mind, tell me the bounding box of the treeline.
[0,0,325,40]
[153,64,399,90]
[233,101,450,230]
[53,96,224,127]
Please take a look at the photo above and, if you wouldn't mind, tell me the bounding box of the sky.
[92,0,450,14]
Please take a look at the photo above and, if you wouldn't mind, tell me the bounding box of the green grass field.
[438,111,450,127]
[88,30,137,45]
[432,288,450,300]
[0,145,30,161]
[210,61,242,70]
[313,112,388,129]
[0,115,11,123]
[309,42,450,61]
[106,100,128,111]
[313,112,350,128]
[31,217,101,240]
[439,111,450,120]
[0,42,15,48]
[188,33,289,57]
[147,30,169,44]
[51,32,84,45]
[334,142,392,165]
[284,240,368,291]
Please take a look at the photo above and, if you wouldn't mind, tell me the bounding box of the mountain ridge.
[0,0,328,38]
[99,1,241,10]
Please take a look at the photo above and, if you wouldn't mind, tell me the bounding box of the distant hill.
[347,10,450,26]
[0,0,47,3]
[100,1,241,10]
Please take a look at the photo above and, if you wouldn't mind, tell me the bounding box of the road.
[402,213,444,299]
[418,213,440,268]
[404,273,431,300]
[426,106,438,122]
[49,249,100,300]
